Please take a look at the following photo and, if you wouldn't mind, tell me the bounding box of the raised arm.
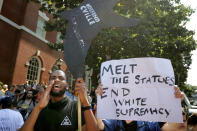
[75,78,99,131]
[19,81,54,131]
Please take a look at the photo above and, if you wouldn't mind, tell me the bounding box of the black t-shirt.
[34,97,85,131]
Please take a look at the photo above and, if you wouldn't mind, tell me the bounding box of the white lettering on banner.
[97,58,182,123]
[80,4,100,25]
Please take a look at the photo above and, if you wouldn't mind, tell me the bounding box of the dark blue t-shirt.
[103,119,161,131]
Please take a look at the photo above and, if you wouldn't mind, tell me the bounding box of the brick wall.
[1,0,27,25]
[23,1,57,43]
[12,31,66,85]
[0,0,66,85]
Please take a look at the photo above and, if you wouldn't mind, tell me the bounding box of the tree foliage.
[86,0,196,87]
[30,0,196,90]
[182,84,195,97]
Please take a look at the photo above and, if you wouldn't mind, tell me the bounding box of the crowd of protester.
[0,81,47,120]
[0,73,197,131]
[0,79,96,121]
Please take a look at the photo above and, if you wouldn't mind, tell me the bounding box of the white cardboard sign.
[97,58,182,123]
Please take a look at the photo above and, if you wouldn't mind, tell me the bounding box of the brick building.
[0,0,67,85]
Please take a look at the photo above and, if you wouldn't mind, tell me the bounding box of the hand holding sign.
[95,84,103,96]
[75,78,89,106]
[174,85,184,100]
[97,58,183,123]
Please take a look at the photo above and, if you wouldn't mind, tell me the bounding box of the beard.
[50,87,66,97]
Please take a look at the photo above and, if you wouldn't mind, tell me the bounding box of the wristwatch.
[82,105,91,111]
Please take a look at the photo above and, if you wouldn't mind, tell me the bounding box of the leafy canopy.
[30,0,196,91]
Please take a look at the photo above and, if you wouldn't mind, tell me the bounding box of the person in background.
[95,84,184,131]
[161,109,188,131]
[187,113,197,131]
[32,80,37,90]
[1,84,8,94]
[90,88,96,110]
[16,85,26,97]
[35,86,44,103]
[24,80,30,90]
[65,87,73,100]
[5,85,16,98]
[33,84,42,100]
[36,84,42,91]
[17,89,36,120]
[0,96,24,131]
[12,88,22,106]
[40,82,47,90]
[0,86,5,97]
[87,90,92,104]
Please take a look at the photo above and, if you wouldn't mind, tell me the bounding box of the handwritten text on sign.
[97,58,182,122]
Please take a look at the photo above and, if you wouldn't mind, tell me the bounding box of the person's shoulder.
[137,121,158,125]
[0,90,5,95]
[103,119,119,122]
[146,121,160,126]
[102,119,122,131]
[137,121,161,131]
[1,109,15,112]
[14,110,24,119]
[3,109,22,116]
[10,109,21,114]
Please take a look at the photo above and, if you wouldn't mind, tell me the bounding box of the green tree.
[182,84,195,97]
[86,0,196,87]
[30,0,196,90]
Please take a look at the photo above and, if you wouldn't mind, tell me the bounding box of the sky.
[181,0,197,86]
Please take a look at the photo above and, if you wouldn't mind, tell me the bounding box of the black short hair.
[15,89,21,94]
[0,96,12,109]
[188,113,197,126]
[49,70,66,80]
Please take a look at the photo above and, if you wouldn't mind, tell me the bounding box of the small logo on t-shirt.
[61,116,72,126]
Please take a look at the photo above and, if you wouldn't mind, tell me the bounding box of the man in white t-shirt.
[0,96,24,131]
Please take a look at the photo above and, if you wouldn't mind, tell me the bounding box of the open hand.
[37,81,54,110]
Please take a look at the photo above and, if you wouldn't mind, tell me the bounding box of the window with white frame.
[0,0,4,13]
[27,57,41,84]
[36,17,46,38]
